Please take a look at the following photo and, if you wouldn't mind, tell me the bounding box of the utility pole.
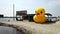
[13,4,15,21]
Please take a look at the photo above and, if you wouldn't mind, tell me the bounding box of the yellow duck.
[33,8,46,23]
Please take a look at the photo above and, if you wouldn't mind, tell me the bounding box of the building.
[16,10,27,21]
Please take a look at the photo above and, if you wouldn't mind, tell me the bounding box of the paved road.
[0,26,24,34]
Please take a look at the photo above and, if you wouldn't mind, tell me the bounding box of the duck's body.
[33,15,46,23]
[33,8,46,23]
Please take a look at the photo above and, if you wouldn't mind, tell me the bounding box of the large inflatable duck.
[33,8,46,23]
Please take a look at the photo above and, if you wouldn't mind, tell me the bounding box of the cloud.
[48,0,60,7]
[44,0,60,16]
[0,0,60,16]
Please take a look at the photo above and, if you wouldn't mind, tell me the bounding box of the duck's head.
[35,8,45,16]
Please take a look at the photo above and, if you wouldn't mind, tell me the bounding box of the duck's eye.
[40,11,43,14]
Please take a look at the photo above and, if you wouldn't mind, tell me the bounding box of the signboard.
[16,10,27,16]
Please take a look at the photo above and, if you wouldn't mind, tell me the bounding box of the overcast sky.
[0,0,60,17]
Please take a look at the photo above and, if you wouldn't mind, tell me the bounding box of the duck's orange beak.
[36,13,40,15]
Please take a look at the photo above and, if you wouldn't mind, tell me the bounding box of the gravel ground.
[0,20,60,34]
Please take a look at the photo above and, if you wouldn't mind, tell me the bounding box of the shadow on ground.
[29,21,57,24]
[42,21,57,24]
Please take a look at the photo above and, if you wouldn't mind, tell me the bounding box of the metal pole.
[13,4,15,20]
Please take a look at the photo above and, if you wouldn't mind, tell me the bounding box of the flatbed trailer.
[16,13,57,22]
